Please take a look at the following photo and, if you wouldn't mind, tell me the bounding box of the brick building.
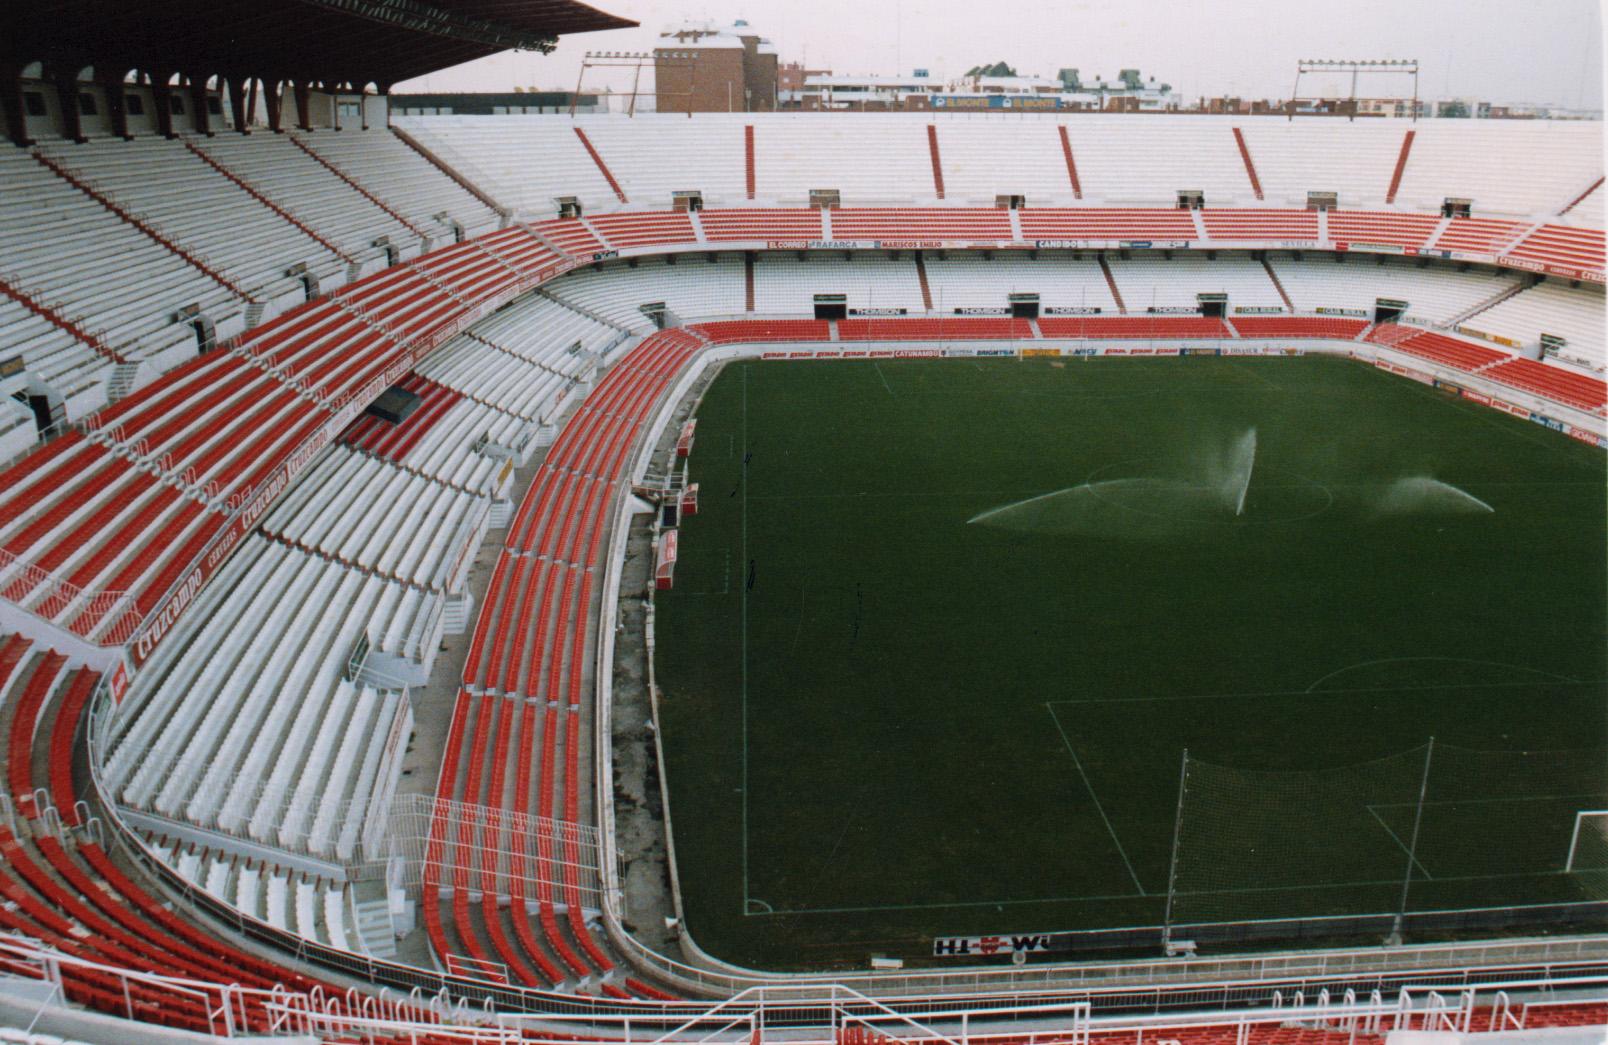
[654,19,777,114]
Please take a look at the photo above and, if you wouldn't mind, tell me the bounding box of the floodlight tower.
[1289,59,1421,121]
[575,50,700,117]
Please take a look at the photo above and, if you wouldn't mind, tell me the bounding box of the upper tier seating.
[570,116,748,207]
[936,117,1076,204]
[192,133,425,271]
[36,139,349,312]
[291,129,503,239]
[0,149,244,412]
[1232,120,1409,208]
[1393,120,1605,218]
[749,116,932,205]
[1068,117,1256,205]
[395,113,1605,223]
[390,117,619,216]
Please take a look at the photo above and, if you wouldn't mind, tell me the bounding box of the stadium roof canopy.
[14,0,636,89]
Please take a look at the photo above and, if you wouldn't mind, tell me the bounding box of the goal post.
[1565,810,1608,873]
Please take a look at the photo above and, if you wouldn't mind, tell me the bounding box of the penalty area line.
[1046,702,1148,896]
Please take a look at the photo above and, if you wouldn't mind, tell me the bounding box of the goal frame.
[1564,810,1608,872]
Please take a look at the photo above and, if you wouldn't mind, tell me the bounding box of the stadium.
[0,0,1604,1041]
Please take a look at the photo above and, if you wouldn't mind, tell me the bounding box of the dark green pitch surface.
[652,355,1608,973]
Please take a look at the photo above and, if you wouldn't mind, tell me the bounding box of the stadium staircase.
[184,141,358,270]
[0,272,124,366]
[1259,257,1295,312]
[30,151,253,304]
[1558,175,1604,216]
[1058,125,1083,198]
[744,124,757,200]
[1443,276,1538,329]
[926,124,947,200]
[1385,129,1416,204]
[573,126,629,204]
[1097,256,1127,313]
[1232,127,1264,201]
[288,134,430,241]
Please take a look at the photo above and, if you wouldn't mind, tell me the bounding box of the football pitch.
[652,354,1608,972]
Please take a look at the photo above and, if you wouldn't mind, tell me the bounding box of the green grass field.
[653,354,1608,972]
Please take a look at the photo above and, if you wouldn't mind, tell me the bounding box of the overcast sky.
[397,0,1604,109]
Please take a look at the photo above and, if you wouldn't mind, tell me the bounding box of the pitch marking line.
[740,363,751,910]
[1046,677,1606,707]
[1365,805,1434,881]
[872,361,897,397]
[1045,703,1147,896]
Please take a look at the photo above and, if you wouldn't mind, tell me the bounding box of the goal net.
[1167,744,1608,930]
[1566,811,1608,898]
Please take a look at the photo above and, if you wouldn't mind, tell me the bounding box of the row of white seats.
[383,393,535,496]
[468,293,620,371]
[1107,254,1285,310]
[97,284,615,867]
[293,129,503,241]
[0,148,239,411]
[922,254,1119,310]
[36,138,347,313]
[548,256,746,329]
[1473,280,1607,371]
[396,113,1604,218]
[754,254,923,313]
[1269,255,1515,325]
[195,133,422,272]
[154,838,369,954]
[0,297,107,410]
[259,444,489,592]
[417,334,572,420]
[104,536,427,861]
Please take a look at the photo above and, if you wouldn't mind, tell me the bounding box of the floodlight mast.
[575,50,701,117]
[1288,59,1421,122]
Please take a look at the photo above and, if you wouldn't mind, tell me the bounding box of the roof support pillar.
[227,74,249,132]
[0,62,31,146]
[263,78,283,132]
[293,80,312,131]
[50,65,85,144]
[188,73,211,135]
[151,69,175,138]
[96,65,131,139]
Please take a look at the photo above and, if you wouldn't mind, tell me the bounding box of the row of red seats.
[1507,223,1607,274]
[425,331,699,1000]
[831,208,1015,240]
[1230,316,1369,340]
[838,317,1033,340]
[1366,325,1508,372]
[699,208,824,242]
[1484,356,1608,412]
[586,211,697,249]
[1328,211,1441,251]
[1431,217,1525,255]
[1199,209,1320,240]
[691,319,832,343]
[1019,209,1198,240]
[1037,316,1231,339]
